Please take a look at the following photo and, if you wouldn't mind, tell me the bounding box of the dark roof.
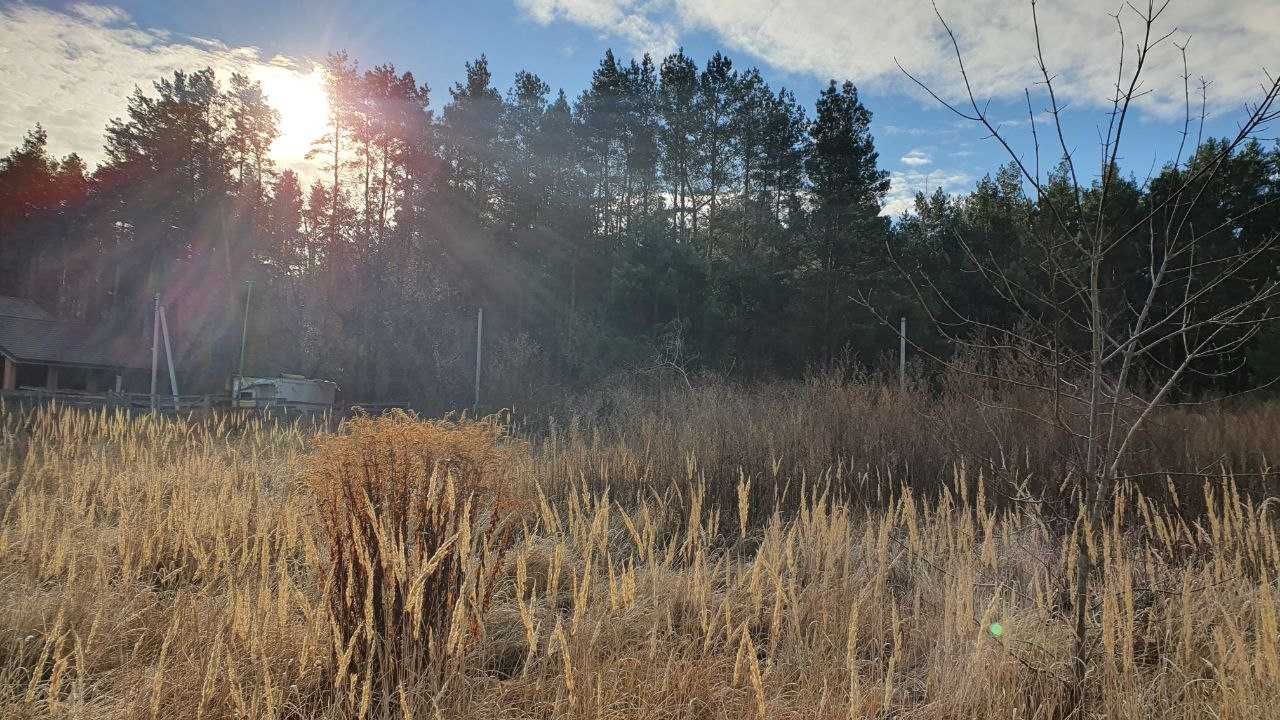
[0,296,146,369]
[0,296,55,321]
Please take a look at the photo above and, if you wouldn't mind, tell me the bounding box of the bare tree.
[886,0,1280,712]
[639,317,697,391]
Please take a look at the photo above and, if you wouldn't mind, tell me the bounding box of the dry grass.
[545,369,1280,519]
[0,395,1278,719]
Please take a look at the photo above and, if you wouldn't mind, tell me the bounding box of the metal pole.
[150,294,160,412]
[160,305,179,406]
[473,306,483,413]
[899,316,907,389]
[238,279,253,380]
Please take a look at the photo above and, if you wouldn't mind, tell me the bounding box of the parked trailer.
[230,374,337,410]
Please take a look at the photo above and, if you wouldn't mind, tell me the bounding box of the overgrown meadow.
[2,376,1279,719]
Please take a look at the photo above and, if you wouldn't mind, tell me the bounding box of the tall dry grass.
[543,369,1280,521]
[0,394,1277,719]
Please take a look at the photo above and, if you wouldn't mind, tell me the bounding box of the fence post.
[238,279,253,379]
[150,294,160,412]
[899,316,907,390]
[473,306,483,414]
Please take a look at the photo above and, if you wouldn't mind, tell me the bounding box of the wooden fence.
[0,388,409,417]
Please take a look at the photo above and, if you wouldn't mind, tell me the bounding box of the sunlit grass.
[0,400,1277,719]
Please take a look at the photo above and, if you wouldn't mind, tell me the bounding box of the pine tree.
[500,70,551,247]
[0,126,56,298]
[621,55,661,231]
[577,50,630,239]
[442,55,503,221]
[803,80,889,363]
[536,90,592,314]
[227,73,279,196]
[307,53,359,264]
[697,52,739,262]
[658,51,699,241]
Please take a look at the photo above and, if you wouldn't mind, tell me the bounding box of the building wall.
[14,363,45,388]
[1,360,126,393]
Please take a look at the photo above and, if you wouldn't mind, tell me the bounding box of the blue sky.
[2,0,1275,215]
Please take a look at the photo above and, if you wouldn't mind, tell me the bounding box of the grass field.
[1,383,1278,719]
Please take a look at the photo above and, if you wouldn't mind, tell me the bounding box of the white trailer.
[231,373,337,409]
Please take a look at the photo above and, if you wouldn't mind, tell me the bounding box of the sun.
[254,63,331,170]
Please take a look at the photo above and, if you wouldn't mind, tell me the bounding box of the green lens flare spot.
[989,622,1004,638]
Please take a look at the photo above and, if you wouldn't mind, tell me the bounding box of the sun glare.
[255,64,330,169]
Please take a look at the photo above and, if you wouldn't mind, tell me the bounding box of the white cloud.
[900,149,932,167]
[68,3,128,25]
[883,125,936,137]
[517,0,678,56]
[0,2,325,181]
[882,168,972,217]
[517,0,1280,118]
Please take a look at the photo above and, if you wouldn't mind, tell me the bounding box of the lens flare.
[254,63,330,171]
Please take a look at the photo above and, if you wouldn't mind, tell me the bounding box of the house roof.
[0,296,146,369]
[0,296,55,322]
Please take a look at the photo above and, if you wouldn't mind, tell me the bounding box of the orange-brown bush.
[304,411,524,714]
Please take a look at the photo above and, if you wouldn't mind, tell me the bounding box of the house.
[0,296,145,393]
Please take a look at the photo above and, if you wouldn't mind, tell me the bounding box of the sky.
[1,0,1276,216]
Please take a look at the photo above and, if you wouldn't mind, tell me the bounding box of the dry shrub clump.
[0,398,1278,719]
[304,411,525,713]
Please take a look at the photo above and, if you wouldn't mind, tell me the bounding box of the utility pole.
[160,305,178,407]
[473,306,483,414]
[899,316,907,390]
[238,279,253,380]
[149,294,160,412]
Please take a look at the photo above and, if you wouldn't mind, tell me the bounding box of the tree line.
[1,49,1277,409]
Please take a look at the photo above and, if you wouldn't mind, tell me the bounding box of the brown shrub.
[303,410,524,714]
